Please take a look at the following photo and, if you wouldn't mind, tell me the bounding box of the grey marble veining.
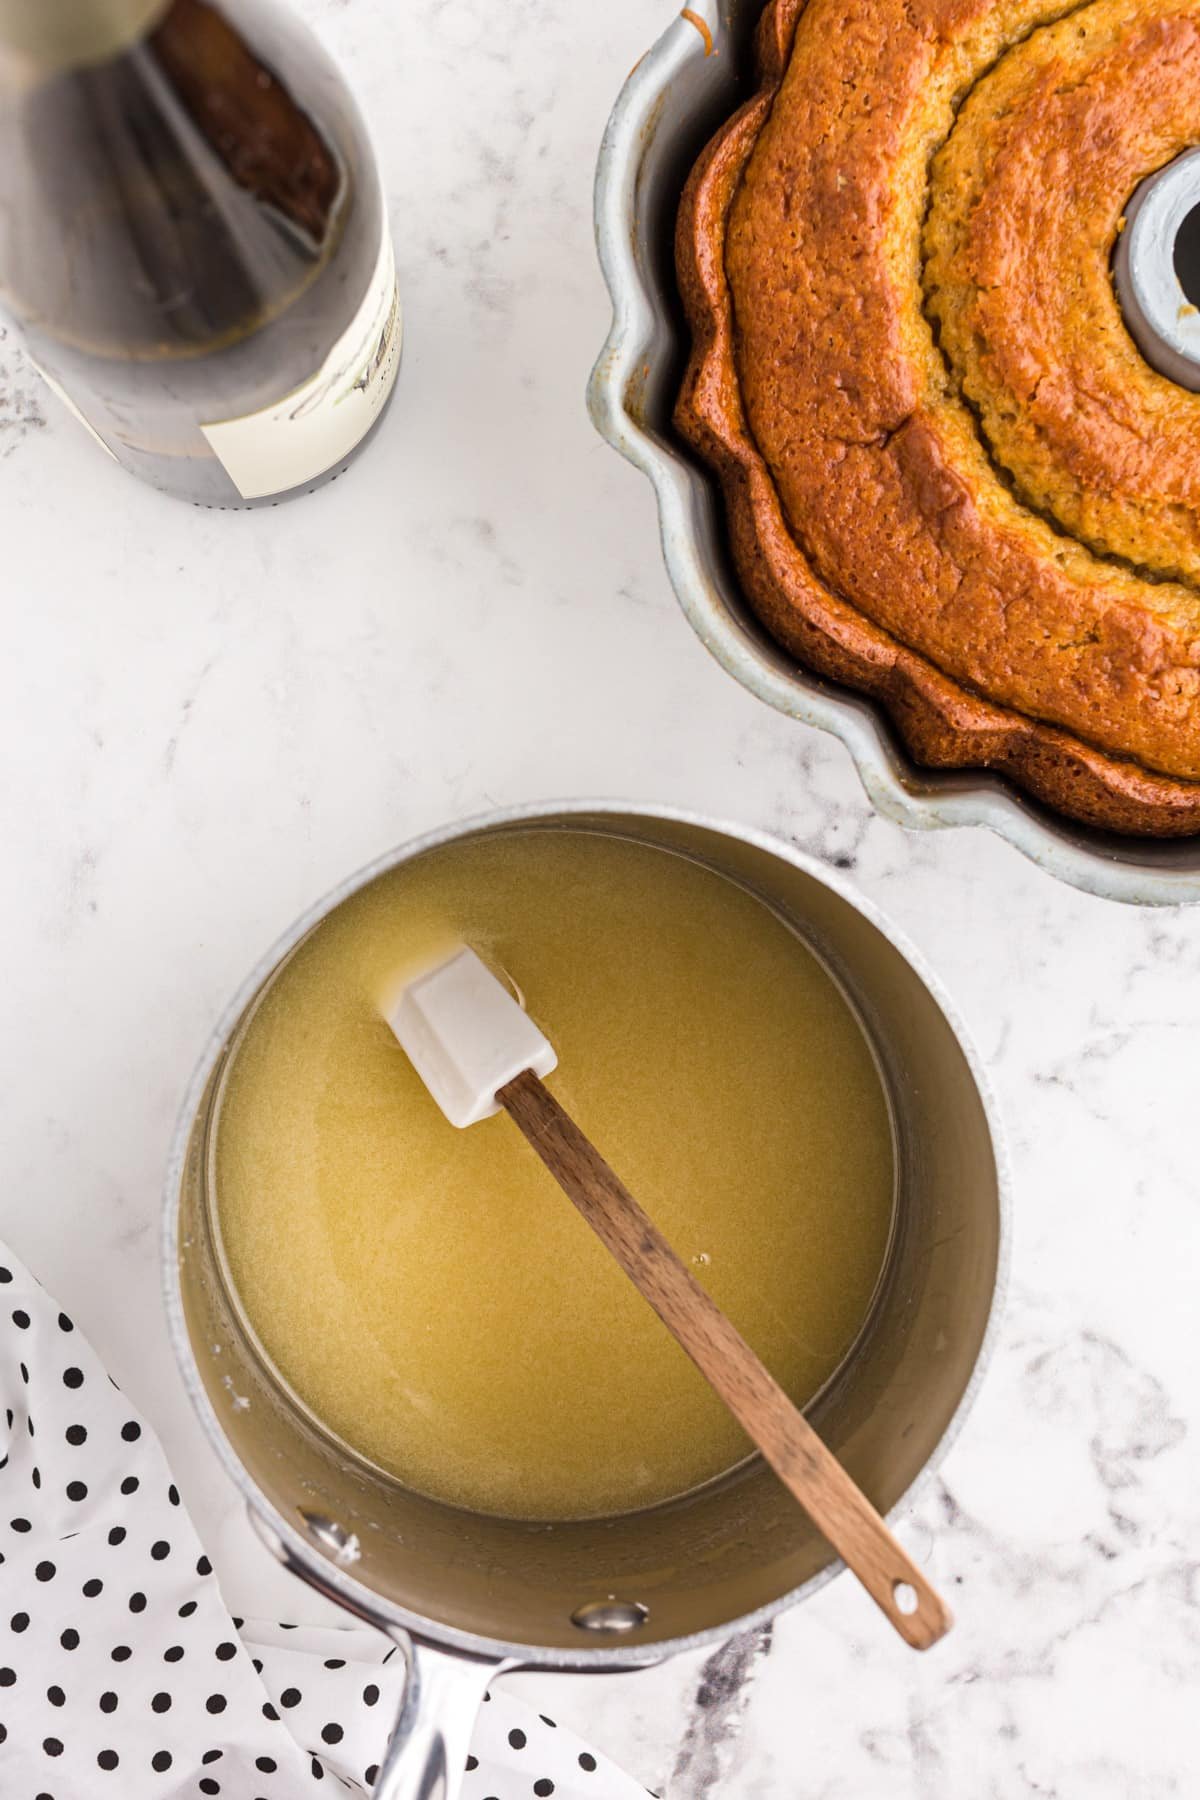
[0,1,1198,1794]
[0,323,46,457]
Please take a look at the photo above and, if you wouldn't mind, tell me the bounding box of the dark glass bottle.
[0,0,401,504]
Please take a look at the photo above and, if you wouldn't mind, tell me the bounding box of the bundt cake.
[676,0,1200,835]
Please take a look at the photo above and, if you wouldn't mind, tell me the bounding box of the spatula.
[387,946,951,1650]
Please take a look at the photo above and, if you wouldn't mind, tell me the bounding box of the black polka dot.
[99,1691,118,1713]
[199,1782,220,1796]
[62,1368,83,1390]
[168,1485,180,1507]
[47,1685,65,1706]
[540,1714,558,1727]
[534,1782,555,1796]
[97,1750,118,1771]
[310,1759,324,1781]
[128,1591,147,1614]
[65,1425,87,1447]
[107,1526,125,1546]
[151,1692,171,1714]
[252,1658,263,1674]
[321,1722,343,1745]
[111,1646,132,1663]
[201,1749,223,1764]
[66,1482,88,1503]
[365,1767,379,1787]
[178,1600,197,1618]
[31,1468,41,1490]
[509,1728,527,1749]
[151,1540,170,1562]
[196,1554,212,1577]
[0,1668,13,1686]
[120,1421,140,1442]
[152,1751,172,1773]
[43,1737,63,1756]
[466,1755,478,1771]
[35,1560,56,1582]
[82,1578,103,1598]
[119,1476,138,1496]
[578,1752,597,1771]
[26,1416,34,1436]
[57,1312,73,1332]
[60,1630,79,1652]
[215,1641,236,1661]
[206,1693,227,1714]
[0,1268,9,1282]
[363,1683,380,1706]
[163,1645,184,1663]
[11,1310,29,1329]
[10,1612,30,1632]
[262,1701,279,1721]
[18,1366,27,1385]
[323,1658,345,1670]
[10,1518,31,1533]
[255,1758,277,1774]
[280,1686,301,1708]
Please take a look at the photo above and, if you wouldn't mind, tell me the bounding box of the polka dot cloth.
[0,1245,650,1799]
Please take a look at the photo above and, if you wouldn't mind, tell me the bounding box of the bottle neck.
[0,0,170,73]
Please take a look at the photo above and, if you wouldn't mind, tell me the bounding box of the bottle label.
[200,228,402,501]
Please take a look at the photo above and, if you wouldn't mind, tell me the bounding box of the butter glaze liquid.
[214,830,895,1520]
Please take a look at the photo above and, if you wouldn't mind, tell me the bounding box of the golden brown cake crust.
[924,0,1200,586]
[675,0,1200,836]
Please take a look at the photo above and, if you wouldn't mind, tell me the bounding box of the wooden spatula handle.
[497,1068,951,1651]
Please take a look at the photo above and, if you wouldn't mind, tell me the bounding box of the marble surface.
[1,1,1198,1794]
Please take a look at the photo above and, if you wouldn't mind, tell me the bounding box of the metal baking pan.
[586,0,1200,905]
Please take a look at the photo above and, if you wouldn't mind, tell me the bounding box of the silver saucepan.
[164,802,1008,1800]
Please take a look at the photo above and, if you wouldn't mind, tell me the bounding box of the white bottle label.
[200,228,402,500]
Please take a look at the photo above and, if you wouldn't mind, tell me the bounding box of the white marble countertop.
[1,1,1198,1793]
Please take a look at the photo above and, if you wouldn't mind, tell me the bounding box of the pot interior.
[172,810,1002,1659]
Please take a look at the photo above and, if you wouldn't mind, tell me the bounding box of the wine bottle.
[0,0,401,505]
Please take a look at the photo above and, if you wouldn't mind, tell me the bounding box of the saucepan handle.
[246,1507,513,1800]
[374,1634,513,1800]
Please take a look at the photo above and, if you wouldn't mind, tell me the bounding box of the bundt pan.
[587,0,1200,904]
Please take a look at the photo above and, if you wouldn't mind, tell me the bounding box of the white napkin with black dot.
[0,1242,650,1799]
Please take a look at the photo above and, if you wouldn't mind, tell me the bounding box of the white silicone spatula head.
[387,946,558,1128]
